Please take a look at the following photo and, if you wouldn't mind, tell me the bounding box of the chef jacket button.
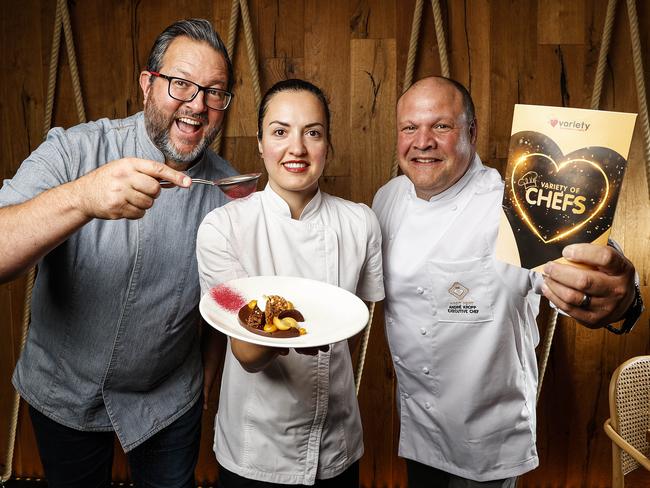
[387,317,394,325]
[420,328,427,335]
[403,392,409,399]
[416,286,424,295]
[424,402,431,409]
[422,367,430,374]
[451,204,458,211]
[394,356,400,363]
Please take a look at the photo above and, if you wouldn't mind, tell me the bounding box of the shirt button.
[394,356,400,363]
[403,392,410,399]
[422,367,430,374]
[416,286,424,295]
[424,402,431,409]
[451,205,458,211]
[420,328,427,335]
[387,317,394,325]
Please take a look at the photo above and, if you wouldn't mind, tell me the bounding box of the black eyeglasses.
[148,71,233,111]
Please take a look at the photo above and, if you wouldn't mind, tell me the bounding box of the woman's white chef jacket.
[197,185,385,485]
[372,155,542,482]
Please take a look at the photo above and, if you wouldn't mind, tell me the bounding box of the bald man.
[372,76,642,487]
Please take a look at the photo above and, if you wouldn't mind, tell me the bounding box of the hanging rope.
[548,0,617,402]
[212,0,240,154]
[389,0,425,180]
[239,0,262,107]
[391,0,449,179]
[373,0,452,394]
[60,0,86,124]
[404,0,424,94]
[591,0,650,197]
[590,0,618,110]
[536,310,558,400]
[625,0,650,200]
[42,2,63,137]
[354,303,376,395]
[537,0,619,401]
[1,0,86,482]
[361,0,452,399]
[538,0,650,399]
[212,0,262,155]
[431,0,450,78]
[225,0,241,63]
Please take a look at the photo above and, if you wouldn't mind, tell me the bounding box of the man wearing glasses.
[0,19,235,487]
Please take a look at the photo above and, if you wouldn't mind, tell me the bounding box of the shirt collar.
[136,111,164,162]
[262,183,323,220]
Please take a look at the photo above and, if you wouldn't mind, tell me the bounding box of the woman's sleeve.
[196,208,248,296]
[356,204,385,302]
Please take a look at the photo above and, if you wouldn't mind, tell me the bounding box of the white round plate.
[199,276,369,348]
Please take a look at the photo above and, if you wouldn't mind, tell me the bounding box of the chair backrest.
[609,355,650,477]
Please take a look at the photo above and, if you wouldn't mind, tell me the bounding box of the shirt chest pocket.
[428,257,494,324]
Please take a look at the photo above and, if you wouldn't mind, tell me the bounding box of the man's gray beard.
[144,101,220,164]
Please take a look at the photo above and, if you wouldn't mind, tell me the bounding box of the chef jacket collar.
[262,183,323,220]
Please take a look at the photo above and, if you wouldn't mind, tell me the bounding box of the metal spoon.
[160,172,262,198]
[194,173,261,186]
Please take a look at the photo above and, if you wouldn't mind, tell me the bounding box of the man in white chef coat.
[372,76,643,487]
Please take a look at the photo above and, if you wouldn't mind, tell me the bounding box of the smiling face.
[139,36,229,169]
[397,78,477,200]
[258,89,328,205]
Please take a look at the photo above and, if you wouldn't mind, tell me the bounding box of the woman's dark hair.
[146,18,233,91]
[257,79,331,144]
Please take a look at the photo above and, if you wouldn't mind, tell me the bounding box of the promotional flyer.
[496,104,637,271]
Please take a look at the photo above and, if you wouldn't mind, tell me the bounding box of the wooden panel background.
[1,1,649,486]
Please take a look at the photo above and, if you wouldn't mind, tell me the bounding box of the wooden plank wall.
[1,1,649,486]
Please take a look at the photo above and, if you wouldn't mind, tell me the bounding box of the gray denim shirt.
[0,112,236,451]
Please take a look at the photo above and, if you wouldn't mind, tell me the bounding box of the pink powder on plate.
[210,284,246,313]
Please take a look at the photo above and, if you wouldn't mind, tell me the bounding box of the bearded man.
[0,19,236,488]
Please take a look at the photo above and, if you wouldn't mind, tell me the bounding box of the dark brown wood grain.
[350,38,396,206]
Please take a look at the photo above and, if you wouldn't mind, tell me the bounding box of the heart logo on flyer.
[502,130,628,270]
[510,153,610,243]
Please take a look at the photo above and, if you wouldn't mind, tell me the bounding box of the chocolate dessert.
[238,295,306,338]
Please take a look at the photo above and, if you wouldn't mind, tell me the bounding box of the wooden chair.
[604,355,650,487]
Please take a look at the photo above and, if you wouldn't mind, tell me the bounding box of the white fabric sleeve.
[196,208,248,296]
[355,204,385,303]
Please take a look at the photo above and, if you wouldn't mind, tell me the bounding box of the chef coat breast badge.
[445,281,483,318]
[448,282,469,300]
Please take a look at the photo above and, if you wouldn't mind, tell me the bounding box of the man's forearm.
[0,181,90,283]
